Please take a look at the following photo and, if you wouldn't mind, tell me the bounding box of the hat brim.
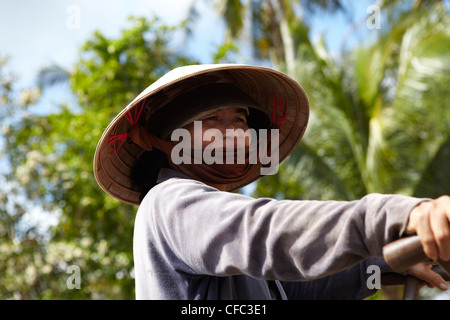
[94,64,310,205]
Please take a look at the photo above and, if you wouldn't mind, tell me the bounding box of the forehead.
[204,106,249,116]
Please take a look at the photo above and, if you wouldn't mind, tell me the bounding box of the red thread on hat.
[124,97,146,126]
[108,97,147,153]
[272,91,287,127]
[108,133,128,152]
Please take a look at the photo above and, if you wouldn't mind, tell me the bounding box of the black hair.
[130,149,169,202]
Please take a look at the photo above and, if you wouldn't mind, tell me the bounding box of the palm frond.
[37,65,70,90]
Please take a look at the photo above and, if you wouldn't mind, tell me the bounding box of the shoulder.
[144,168,218,204]
[138,168,275,222]
[137,168,222,221]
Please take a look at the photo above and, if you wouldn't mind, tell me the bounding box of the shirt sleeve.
[281,257,390,299]
[142,175,425,282]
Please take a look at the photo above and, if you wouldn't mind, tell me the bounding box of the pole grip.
[382,236,428,272]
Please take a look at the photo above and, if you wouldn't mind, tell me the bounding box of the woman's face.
[183,107,250,150]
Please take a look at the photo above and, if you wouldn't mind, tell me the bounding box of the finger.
[411,265,448,291]
[435,196,450,261]
[427,271,448,291]
[430,204,450,261]
[416,202,439,261]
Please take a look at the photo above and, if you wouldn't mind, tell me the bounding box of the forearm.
[150,179,425,280]
[280,257,395,300]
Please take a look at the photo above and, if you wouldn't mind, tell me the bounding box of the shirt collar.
[156,167,192,184]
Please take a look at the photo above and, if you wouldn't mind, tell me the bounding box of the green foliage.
[212,42,239,63]
[1,16,196,299]
[255,4,450,203]
[2,2,449,300]
[209,0,343,64]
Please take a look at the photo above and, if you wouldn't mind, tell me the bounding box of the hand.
[406,195,450,261]
[407,262,448,291]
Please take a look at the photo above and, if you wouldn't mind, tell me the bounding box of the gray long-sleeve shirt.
[133,168,424,299]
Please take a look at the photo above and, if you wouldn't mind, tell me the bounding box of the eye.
[235,115,247,124]
[204,115,218,121]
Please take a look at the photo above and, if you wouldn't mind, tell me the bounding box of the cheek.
[236,124,251,145]
[181,124,203,149]
[196,123,252,149]
[234,133,251,148]
[202,128,221,149]
[225,130,252,149]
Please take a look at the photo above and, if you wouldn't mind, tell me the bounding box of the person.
[94,64,450,299]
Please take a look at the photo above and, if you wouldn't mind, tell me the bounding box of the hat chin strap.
[128,124,261,190]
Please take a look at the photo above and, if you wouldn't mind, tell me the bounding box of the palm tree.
[188,0,346,71]
[195,0,450,203]
[205,0,450,299]
[254,4,450,204]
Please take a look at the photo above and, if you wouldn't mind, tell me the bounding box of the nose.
[215,119,236,133]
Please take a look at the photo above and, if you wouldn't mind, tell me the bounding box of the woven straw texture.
[94,64,310,205]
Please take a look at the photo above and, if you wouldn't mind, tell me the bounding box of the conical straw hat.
[94,64,309,205]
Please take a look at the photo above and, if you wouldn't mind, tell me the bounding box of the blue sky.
[0,0,379,90]
[0,0,382,170]
[0,0,215,88]
[0,0,380,231]
[0,0,379,176]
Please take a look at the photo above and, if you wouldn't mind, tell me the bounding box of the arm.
[280,257,385,300]
[146,176,426,281]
